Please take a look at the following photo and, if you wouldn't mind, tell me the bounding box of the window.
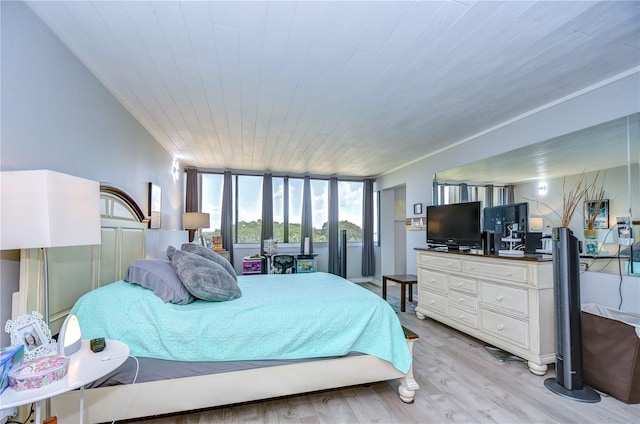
[201,173,224,237]
[311,179,328,242]
[235,175,262,243]
[338,181,363,242]
[201,173,364,245]
[373,190,379,246]
[288,178,303,242]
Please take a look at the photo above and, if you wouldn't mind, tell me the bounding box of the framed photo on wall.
[584,199,609,229]
[148,182,162,229]
[413,203,423,215]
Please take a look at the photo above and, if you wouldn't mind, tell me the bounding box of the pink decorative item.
[8,355,69,391]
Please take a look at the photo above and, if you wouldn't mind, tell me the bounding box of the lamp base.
[544,378,601,403]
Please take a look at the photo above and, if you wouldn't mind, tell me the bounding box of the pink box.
[8,355,69,391]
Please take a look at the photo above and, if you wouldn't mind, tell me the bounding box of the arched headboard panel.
[15,185,147,334]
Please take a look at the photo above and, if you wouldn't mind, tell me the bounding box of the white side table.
[0,339,129,424]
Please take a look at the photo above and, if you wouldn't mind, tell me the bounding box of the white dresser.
[415,248,555,375]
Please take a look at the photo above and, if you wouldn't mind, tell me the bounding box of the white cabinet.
[415,249,555,375]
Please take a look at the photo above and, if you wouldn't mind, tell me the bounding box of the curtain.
[485,184,494,207]
[300,176,313,254]
[260,173,273,252]
[361,178,375,277]
[185,168,198,242]
[221,171,234,264]
[505,184,515,204]
[432,180,439,205]
[328,177,339,275]
[460,183,469,202]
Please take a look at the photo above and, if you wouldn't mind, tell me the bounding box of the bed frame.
[15,186,419,422]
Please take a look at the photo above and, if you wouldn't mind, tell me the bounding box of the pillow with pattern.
[167,246,241,302]
[180,243,237,281]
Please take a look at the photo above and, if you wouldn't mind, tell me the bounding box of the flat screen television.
[426,201,482,249]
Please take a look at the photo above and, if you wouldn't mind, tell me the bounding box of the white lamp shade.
[0,170,102,249]
[183,212,210,230]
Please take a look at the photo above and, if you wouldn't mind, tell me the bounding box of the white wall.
[0,2,185,343]
[376,71,640,307]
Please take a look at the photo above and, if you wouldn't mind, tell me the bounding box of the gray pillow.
[167,246,242,302]
[124,259,195,305]
[180,243,237,281]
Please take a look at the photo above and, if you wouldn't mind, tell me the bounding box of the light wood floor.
[126,282,639,424]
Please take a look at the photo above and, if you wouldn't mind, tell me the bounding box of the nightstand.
[0,339,129,424]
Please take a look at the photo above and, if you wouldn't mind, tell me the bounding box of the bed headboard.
[13,185,148,334]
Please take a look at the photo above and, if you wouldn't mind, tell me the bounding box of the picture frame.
[413,203,423,215]
[148,182,162,229]
[584,199,609,229]
[5,311,58,361]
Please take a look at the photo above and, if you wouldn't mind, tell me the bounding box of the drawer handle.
[447,262,453,267]
[506,271,513,276]
[497,324,504,330]
[429,279,436,283]
[430,300,435,305]
[496,295,504,301]
[457,282,463,287]
[459,314,465,319]
[458,297,464,303]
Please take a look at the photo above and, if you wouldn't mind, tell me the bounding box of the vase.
[584,229,598,255]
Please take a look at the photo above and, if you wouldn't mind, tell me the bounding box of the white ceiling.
[25,0,640,178]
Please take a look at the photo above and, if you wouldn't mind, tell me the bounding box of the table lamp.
[58,314,82,356]
[0,170,101,325]
[183,212,210,245]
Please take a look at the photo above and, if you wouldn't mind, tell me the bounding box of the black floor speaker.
[543,227,600,402]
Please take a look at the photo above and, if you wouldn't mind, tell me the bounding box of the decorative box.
[8,355,69,391]
[242,256,264,275]
[0,345,25,394]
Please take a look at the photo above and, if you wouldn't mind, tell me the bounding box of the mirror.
[435,113,639,276]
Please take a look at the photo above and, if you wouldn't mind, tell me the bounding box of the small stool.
[382,274,418,312]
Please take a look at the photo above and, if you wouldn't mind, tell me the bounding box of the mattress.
[72,272,412,373]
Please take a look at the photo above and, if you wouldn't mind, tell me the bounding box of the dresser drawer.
[448,289,478,312]
[480,281,528,317]
[419,268,448,293]
[421,289,448,315]
[419,253,461,271]
[481,309,529,349]
[449,305,478,328]
[462,260,528,283]
[449,274,477,293]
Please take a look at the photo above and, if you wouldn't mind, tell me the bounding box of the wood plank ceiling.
[25,1,640,178]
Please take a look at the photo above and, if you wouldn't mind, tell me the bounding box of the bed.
[14,186,419,423]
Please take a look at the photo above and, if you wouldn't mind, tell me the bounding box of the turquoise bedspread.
[71,272,412,373]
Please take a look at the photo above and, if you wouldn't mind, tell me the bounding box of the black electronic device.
[482,230,499,254]
[426,201,482,250]
[543,227,600,402]
[524,232,543,253]
[90,337,106,353]
[483,203,529,250]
